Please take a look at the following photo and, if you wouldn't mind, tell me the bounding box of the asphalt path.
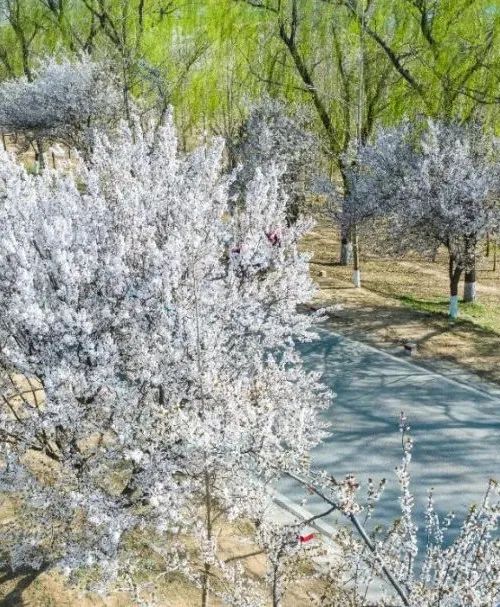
[279,328,500,541]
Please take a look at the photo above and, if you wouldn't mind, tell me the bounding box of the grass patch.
[398,294,449,316]
[398,294,500,333]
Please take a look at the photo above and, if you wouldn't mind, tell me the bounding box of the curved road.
[280,328,500,539]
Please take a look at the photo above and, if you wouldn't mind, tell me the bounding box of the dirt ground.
[0,480,324,607]
[303,214,500,385]
[0,520,322,607]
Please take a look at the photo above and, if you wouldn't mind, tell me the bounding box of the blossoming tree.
[0,56,122,164]
[0,115,329,603]
[231,99,319,224]
[302,413,499,607]
[345,121,499,317]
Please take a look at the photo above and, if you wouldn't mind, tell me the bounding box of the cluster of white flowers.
[0,56,122,153]
[231,99,319,223]
[306,415,499,607]
[0,114,330,597]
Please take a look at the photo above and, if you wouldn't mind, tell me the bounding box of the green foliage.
[399,294,500,333]
[0,0,497,147]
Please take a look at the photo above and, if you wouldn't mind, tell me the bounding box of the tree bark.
[340,229,353,265]
[34,139,45,172]
[286,191,303,226]
[201,469,213,607]
[448,253,462,319]
[463,267,476,303]
[271,544,285,607]
[463,238,477,303]
[352,223,361,287]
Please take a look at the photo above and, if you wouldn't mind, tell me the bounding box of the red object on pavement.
[298,533,315,543]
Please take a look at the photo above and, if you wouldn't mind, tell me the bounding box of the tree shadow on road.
[314,296,500,385]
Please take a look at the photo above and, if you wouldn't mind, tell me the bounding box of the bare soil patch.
[303,215,500,385]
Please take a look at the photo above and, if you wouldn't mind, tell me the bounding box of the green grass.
[397,295,500,334]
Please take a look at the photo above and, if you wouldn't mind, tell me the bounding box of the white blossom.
[231,99,319,223]
[0,113,329,599]
[344,120,499,316]
[0,55,122,154]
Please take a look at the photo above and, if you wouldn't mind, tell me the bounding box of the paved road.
[279,328,500,540]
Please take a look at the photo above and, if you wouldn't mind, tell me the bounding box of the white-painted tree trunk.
[463,281,476,303]
[352,269,361,288]
[340,240,353,266]
[449,295,459,319]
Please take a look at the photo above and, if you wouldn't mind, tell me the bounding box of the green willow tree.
[237,0,407,266]
[0,1,267,148]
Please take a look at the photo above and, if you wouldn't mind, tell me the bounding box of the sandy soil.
[303,215,500,385]
[0,529,323,607]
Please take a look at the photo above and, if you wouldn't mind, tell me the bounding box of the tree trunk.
[463,238,477,303]
[448,254,462,320]
[286,168,306,225]
[340,225,353,265]
[271,564,280,607]
[286,192,302,226]
[35,139,45,171]
[201,469,213,607]
[463,267,476,303]
[352,223,361,287]
[271,545,285,607]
